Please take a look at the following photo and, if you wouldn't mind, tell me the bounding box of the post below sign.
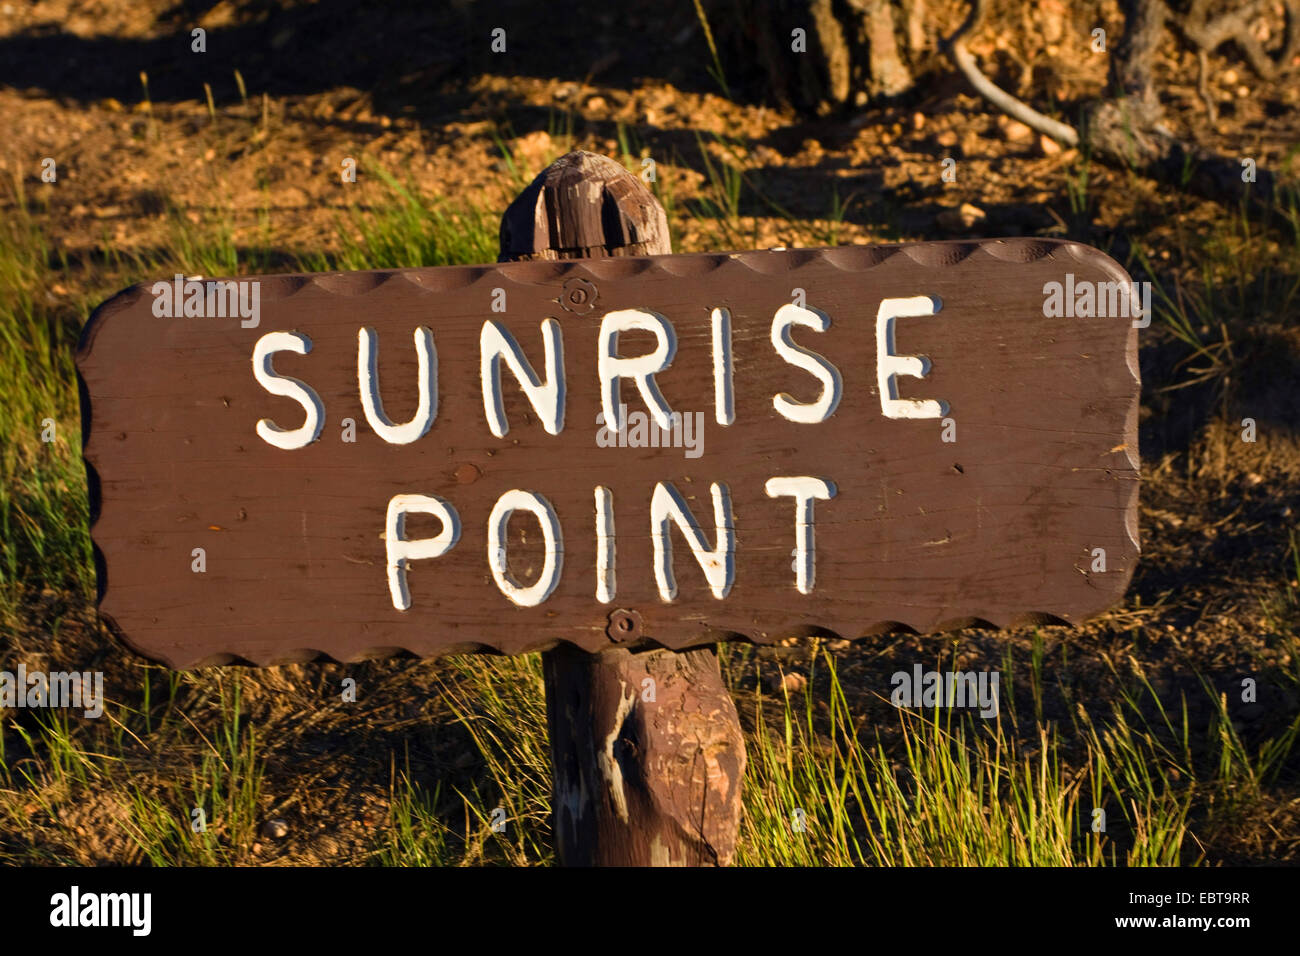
[77,239,1140,668]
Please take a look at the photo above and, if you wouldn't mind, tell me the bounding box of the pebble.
[937,202,986,232]
[261,818,289,840]
[998,116,1033,141]
[776,672,808,694]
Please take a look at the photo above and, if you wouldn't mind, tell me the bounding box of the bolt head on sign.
[76,240,1139,669]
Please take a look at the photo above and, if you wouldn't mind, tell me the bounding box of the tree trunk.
[949,0,1280,202]
[709,0,921,114]
[1083,0,1170,169]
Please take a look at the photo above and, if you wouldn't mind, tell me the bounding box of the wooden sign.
[77,239,1139,668]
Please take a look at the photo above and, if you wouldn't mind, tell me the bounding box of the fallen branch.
[944,0,1282,203]
[944,0,1079,147]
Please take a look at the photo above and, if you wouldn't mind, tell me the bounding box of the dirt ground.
[2,0,1299,865]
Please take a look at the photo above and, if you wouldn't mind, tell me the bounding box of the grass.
[1,667,265,865]
[1133,183,1300,398]
[379,655,554,866]
[686,132,764,250]
[730,645,1300,867]
[2,147,1298,865]
[301,167,498,273]
[121,674,266,865]
[0,179,94,618]
[813,186,857,248]
[690,0,731,100]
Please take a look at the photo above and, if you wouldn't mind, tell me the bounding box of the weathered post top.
[499,151,670,260]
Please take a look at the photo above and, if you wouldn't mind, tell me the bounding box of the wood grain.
[77,239,1140,668]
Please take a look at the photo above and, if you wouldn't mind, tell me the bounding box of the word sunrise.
[78,243,1140,666]
[254,296,946,609]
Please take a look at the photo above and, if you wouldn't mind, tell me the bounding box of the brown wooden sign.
[77,239,1139,668]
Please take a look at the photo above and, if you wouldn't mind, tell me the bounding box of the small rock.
[1222,68,1239,85]
[513,130,553,169]
[1039,134,1062,155]
[261,818,289,840]
[776,672,808,694]
[937,202,986,232]
[936,130,958,147]
[586,95,607,112]
[998,116,1033,142]
[911,111,926,132]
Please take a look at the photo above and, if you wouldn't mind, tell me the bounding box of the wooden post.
[498,151,747,866]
